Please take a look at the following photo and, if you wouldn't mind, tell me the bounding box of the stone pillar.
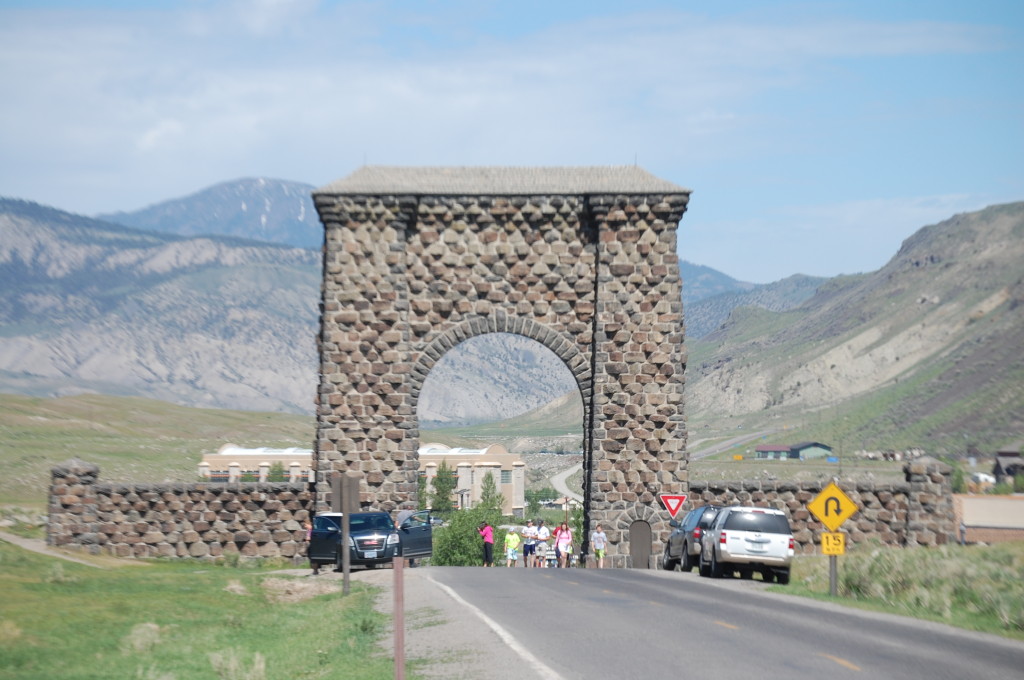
[313,195,417,513]
[903,456,955,546]
[47,459,100,547]
[588,194,689,567]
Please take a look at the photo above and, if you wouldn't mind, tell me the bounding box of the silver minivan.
[698,506,794,584]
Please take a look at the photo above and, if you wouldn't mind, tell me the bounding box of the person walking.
[478,521,494,567]
[504,527,521,567]
[535,520,550,567]
[590,523,608,569]
[303,518,319,576]
[555,521,573,568]
[522,519,538,567]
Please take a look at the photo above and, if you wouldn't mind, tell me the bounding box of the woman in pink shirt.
[555,521,573,568]
[478,521,494,567]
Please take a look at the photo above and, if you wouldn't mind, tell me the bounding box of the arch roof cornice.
[315,165,691,196]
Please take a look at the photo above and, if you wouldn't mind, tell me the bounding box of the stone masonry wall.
[46,458,956,560]
[677,457,957,558]
[313,189,690,565]
[47,459,314,560]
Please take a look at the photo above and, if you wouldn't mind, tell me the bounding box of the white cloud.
[0,1,1018,283]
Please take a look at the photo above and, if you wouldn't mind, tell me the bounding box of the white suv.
[698,506,794,584]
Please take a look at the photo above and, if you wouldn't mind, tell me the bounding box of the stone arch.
[312,165,692,566]
[407,313,593,417]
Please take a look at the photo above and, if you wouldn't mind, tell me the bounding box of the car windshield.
[722,511,790,534]
[313,516,341,531]
[350,514,394,533]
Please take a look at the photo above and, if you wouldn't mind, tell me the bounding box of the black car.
[662,505,721,572]
[308,510,433,570]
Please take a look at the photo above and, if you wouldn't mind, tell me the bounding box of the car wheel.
[776,569,790,585]
[740,568,753,579]
[680,543,692,572]
[661,544,677,571]
[709,550,723,578]
[698,552,710,577]
[762,569,775,583]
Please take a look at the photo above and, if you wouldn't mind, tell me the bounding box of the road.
[426,566,1024,680]
[689,429,777,460]
[549,462,583,502]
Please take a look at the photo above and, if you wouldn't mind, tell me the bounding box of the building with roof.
[198,443,314,483]
[992,444,1023,484]
[754,442,833,460]
[953,494,1024,544]
[419,443,525,517]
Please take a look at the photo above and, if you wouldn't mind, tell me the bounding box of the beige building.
[419,443,526,517]
[198,443,314,483]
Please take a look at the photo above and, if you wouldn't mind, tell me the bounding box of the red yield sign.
[659,494,688,519]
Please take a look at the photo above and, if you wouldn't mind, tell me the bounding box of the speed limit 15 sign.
[821,532,846,555]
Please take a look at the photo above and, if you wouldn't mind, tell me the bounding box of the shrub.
[431,507,503,566]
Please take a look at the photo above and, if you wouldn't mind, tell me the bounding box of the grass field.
[0,542,404,680]
[788,541,1024,640]
[0,393,314,510]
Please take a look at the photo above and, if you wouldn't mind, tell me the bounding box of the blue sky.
[1,1,1021,283]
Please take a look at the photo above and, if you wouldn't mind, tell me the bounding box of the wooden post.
[393,555,405,680]
[332,471,361,595]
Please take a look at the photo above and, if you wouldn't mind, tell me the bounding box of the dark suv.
[308,510,433,570]
[663,505,721,572]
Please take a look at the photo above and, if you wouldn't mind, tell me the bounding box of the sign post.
[332,471,361,596]
[807,481,858,597]
[658,494,688,520]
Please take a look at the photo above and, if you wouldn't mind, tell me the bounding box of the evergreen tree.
[478,470,505,514]
[267,461,287,482]
[429,459,456,514]
[417,471,428,509]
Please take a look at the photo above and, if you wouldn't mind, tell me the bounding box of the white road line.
[425,574,565,680]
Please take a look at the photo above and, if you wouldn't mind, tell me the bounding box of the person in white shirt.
[521,519,538,567]
[590,524,608,569]
[535,520,551,568]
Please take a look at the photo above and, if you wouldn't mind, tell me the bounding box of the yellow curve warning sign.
[807,482,858,532]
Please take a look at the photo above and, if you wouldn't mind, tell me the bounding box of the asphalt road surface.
[427,566,1024,680]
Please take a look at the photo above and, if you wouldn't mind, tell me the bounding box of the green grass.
[786,542,1024,640]
[0,540,405,680]
[0,393,313,509]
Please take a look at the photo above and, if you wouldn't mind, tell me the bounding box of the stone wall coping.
[316,165,692,196]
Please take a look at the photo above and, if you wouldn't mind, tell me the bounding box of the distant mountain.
[0,198,320,413]
[685,273,825,338]
[8,182,1018,454]
[687,202,1024,451]
[97,178,322,249]
[679,261,756,306]
[0,197,574,420]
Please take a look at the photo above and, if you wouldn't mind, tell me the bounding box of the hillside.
[97,178,321,249]
[685,273,825,338]
[0,182,762,425]
[687,202,1024,452]
[3,183,1022,456]
[0,198,321,413]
